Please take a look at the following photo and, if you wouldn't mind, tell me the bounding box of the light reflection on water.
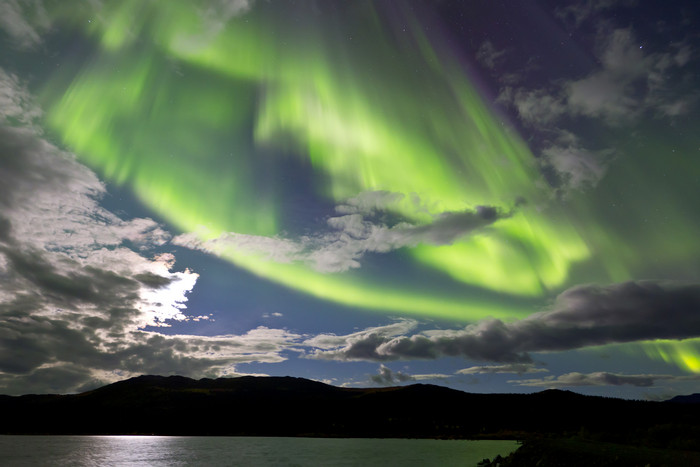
[0,435,518,466]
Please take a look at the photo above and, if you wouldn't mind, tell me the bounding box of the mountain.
[667,393,700,404]
[1,375,699,447]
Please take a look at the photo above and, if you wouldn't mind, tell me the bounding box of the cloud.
[555,0,638,28]
[476,41,507,70]
[175,194,510,273]
[304,320,419,359]
[203,0,255,20]
[308,205,507,273]
[0,0,51,49]
[370,364,415,385]
[306,281,700,363]
[457,363,549,375]
[262,312,283,319]
[334,190,406,215]
[497,27,694,195]
[0,69,42,125]
[565,28,651,123]
[499,87,567,125]
[175,0,257,52]
[503,28,695,127]
[0,324,301,394]
[369,364,449,386]
[512,371,700,388]
[0,70,304,395]
[540,137,614,193]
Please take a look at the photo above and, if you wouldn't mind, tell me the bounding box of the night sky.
[1,0,699,399]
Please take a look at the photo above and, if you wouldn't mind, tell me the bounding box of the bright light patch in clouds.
[136,253,198,326]
[0,69,302,394]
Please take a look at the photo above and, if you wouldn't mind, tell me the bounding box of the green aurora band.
[37,0,700,362]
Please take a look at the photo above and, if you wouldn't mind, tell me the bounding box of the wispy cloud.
[539,136,614,193]
[476,40,507,70]
[0,69,43,125]
[556,0,638,28]
[175,193,510,273]
[512,371,700,388]
[457,363,549,375]
[174,0,257,52]
[498,26,695,195]
[503,28,695,125]
[0,0,51,49]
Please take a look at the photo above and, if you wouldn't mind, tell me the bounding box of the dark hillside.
[1,375,699,448]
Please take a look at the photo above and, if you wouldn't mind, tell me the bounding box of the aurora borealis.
[1,0,699,398]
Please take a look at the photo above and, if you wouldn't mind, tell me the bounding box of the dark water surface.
[0,435,518,466]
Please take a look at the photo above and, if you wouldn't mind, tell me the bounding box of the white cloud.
[149,326,303,365]
[174,230,304,265]
[174,195,508,273]
[304,320,419,353]
[262,312,283,319]
[0,69,305,394]
[457,363,549,375]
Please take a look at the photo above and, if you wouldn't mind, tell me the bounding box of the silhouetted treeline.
[1,375,699,450]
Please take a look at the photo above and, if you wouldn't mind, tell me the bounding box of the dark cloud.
[513,371,700,388]
[408,206,506,245]
[0,364,98,395]
[133,272,174,288]
[308,281,700,363]
[1,245,140,307]
[0,126,90,208]
[368,364,449,386]
[424,206,504,239]
[0,215,11,242]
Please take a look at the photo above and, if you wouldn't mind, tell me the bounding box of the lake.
[0,435,519,466]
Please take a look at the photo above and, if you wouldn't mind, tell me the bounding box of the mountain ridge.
[1,374,699,447]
